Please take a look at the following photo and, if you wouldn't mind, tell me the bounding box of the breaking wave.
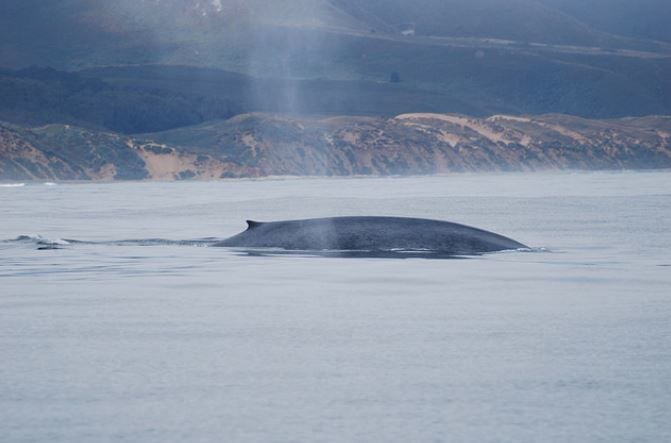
[4,235,71,250]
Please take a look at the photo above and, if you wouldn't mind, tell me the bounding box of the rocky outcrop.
[1,113,670,181]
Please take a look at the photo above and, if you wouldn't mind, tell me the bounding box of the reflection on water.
[234,247,473,260]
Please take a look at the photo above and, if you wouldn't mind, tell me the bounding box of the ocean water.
[1,171,670,442]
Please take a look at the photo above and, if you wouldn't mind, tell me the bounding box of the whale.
[214,216,527,256]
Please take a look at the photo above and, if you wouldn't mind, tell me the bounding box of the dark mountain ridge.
[1,1,670,123]
[0,67,241,133]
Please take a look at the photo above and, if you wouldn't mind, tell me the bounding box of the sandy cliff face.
[0,126,89,180]
[1,113,670,181]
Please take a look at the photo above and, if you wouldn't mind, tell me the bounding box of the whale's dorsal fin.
[246,220,264,230]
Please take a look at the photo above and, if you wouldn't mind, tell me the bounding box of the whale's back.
[216,216,527,255]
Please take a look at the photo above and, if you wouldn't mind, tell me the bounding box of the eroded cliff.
[1,113,670,181]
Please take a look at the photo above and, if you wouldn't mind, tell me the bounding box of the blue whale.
[215,216,527,256]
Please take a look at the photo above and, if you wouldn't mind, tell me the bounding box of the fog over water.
[1,171,670,442]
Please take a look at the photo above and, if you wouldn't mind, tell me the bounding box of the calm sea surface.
[1,171,670,442]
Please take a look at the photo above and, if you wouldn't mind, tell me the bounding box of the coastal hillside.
[2,113,670,181]
[2,1,670,180]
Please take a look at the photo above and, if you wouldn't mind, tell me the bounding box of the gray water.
[1,171,670,442]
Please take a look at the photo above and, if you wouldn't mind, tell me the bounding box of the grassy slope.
[539,0,671,43]
[332,0,610,46]
[1,0,667,70]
